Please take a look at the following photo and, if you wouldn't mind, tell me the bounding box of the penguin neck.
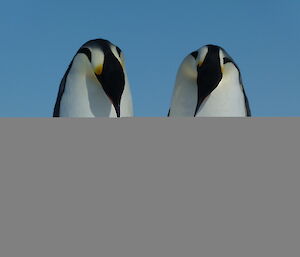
[196,64,247,117]
[171,79,198,116]
[60,55,117,117]
[169,59,198,117]
[119,70,133,117]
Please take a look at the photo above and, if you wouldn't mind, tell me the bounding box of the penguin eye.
[77,48,92,62]
[190,51,198,60]
[116,47,122,57]
[223,57,232,64]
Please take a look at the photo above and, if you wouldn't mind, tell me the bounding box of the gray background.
[0,118,299,257]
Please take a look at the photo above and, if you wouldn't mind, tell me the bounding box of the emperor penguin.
[168,45,251,117]
[53,39,133,117]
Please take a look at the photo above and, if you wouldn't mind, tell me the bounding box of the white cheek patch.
[180,55,198,80]
[198,46,208,65]
[219,49,226,68]
[90,48,105,72]
[222,62,240,84]
[120,52,125,67]
[110,45,124,67]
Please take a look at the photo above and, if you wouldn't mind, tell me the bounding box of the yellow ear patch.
[120,59,124,69]
[198,61,203,67]
[119,55,125,69]
[95,64,103,75]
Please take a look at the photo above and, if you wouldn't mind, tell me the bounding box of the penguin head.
[184,45,238,116]
[76,39,126,117]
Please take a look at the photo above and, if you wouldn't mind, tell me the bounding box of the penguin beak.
[194,62,223,116]
[94,54,125,117]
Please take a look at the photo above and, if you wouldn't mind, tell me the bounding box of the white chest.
[60,72,117,117]
[196,77,246,117]
[59,56,117,117]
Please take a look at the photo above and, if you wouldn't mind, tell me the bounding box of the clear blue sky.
[0,0,299,117]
